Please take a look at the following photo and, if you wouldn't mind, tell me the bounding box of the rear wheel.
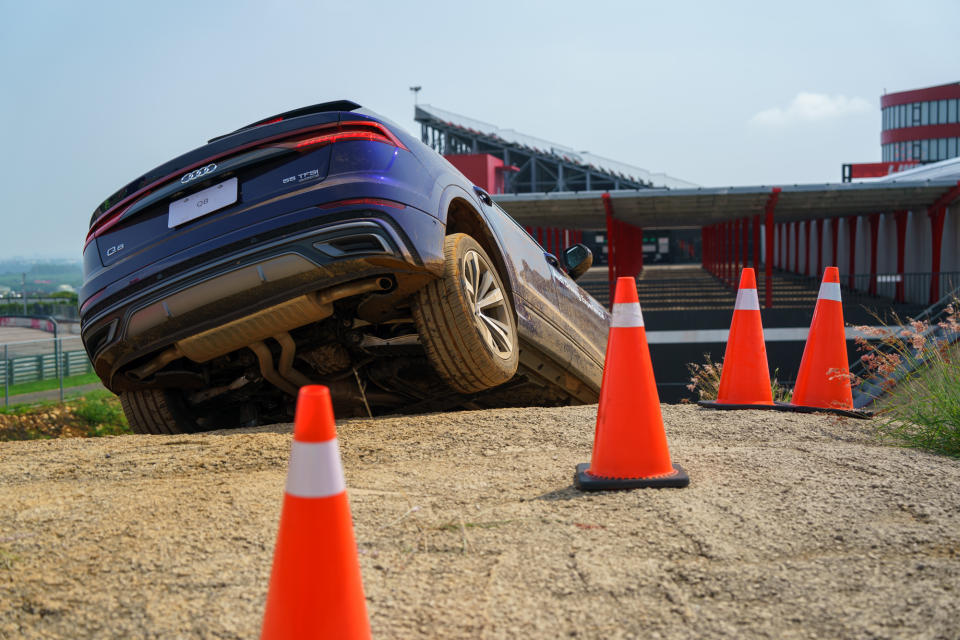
[120,389,202,434]
[413,233,519,394]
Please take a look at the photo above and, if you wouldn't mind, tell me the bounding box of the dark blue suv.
[80,101,609,433]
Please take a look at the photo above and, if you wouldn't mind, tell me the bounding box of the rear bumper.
[81,210,445,388]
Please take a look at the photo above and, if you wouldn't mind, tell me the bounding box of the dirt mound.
[1,404,958,639]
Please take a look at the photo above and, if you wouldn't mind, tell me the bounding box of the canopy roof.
[493,179,960,228]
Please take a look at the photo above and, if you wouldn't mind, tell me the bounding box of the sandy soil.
[1,404,958,639]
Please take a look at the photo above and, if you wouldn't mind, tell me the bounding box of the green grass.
[0,389,131,440]
[854,304,960,458]
[872,343,960,458]
[5,372,101,397]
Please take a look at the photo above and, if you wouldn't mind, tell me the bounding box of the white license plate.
[168,177,238,228]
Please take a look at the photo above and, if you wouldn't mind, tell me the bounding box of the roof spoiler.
[207,100,362,143]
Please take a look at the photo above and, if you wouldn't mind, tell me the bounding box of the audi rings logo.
[180,163,217,184]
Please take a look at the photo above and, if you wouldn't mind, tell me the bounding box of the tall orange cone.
[261,385,371,640]
[780,267,867,418]
[699,268,776,410]
[575,277,689,491]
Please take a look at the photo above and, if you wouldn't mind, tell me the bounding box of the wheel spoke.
[476,315,496,351]
[477,287,504,310]
[470,254,481,300]
[477,270,494,300]
[480,314,511,352]
[462,271,475,301]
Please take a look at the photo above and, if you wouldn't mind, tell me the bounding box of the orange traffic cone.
[779,267,868,418]
[575,277,689,491]
[699,268,776,410]
[261,385,371,640]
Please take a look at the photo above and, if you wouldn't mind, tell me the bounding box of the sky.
[1,0,957,260]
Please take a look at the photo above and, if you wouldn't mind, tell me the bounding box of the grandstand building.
[414,105,695,194]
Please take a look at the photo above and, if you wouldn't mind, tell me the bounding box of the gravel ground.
[1,404,958,639]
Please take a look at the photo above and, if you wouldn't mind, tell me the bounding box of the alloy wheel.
[461,250,514,359]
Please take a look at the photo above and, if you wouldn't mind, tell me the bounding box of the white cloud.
[750,92,872,126]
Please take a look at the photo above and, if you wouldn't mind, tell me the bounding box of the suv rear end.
[81,101,451,430]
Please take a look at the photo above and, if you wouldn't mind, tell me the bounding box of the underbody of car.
[80,100,609,433]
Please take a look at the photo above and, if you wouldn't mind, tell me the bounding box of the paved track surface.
[1,404,958,639]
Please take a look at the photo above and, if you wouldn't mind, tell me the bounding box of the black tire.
[120,389,202,435]
[413,233,519,394]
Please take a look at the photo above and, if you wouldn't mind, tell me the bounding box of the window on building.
[921,101,929,125]
[950,99,958,124]
[949,138,957,159]
[921,139,929,161]
[939,100,948,124]
[939,138,947,160]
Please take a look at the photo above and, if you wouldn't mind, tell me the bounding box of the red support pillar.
[894,211,908,303]
[926,181,960,303]
[711,224,718,276]
[701,227,707,268]
[830,217,839,271]
[764,188,780,309]
[734,219,741,278]
[847,216,858,290]
[752,214,761,274]
[868,214,880,296]
[816,218,825,277]
[602,194,616,303]
[743,217,749,272]
[723,222,736,285]
[715,224,721,277]
[720,222,727,283]
[803,220,812,276]
[730,221,735,283]
[791,222,798,273]
[723,221,729,281]
[929,206,946,304]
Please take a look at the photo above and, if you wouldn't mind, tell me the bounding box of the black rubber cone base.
[772,402,873,419]
[698,400,780,411]
[574,463,689,492]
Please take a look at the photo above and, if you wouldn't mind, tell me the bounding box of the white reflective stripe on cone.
[734,288,760,311]
[611,302,644,328]
[285,439,347,498]
[818,282,842,302]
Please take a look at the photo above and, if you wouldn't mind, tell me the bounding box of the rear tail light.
[289,121,407,151]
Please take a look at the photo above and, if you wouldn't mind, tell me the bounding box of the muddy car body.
[80,101,609,433]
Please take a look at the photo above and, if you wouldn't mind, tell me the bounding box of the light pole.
[409,85,421,106]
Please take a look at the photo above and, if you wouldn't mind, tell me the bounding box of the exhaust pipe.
[128,277,392,381]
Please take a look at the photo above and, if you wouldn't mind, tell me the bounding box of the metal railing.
[774,271,960,308]
[1,335,93,406]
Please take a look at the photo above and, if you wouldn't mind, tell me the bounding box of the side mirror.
[562,244,593,281]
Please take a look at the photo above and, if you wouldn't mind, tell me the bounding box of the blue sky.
[1,0,957,259]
